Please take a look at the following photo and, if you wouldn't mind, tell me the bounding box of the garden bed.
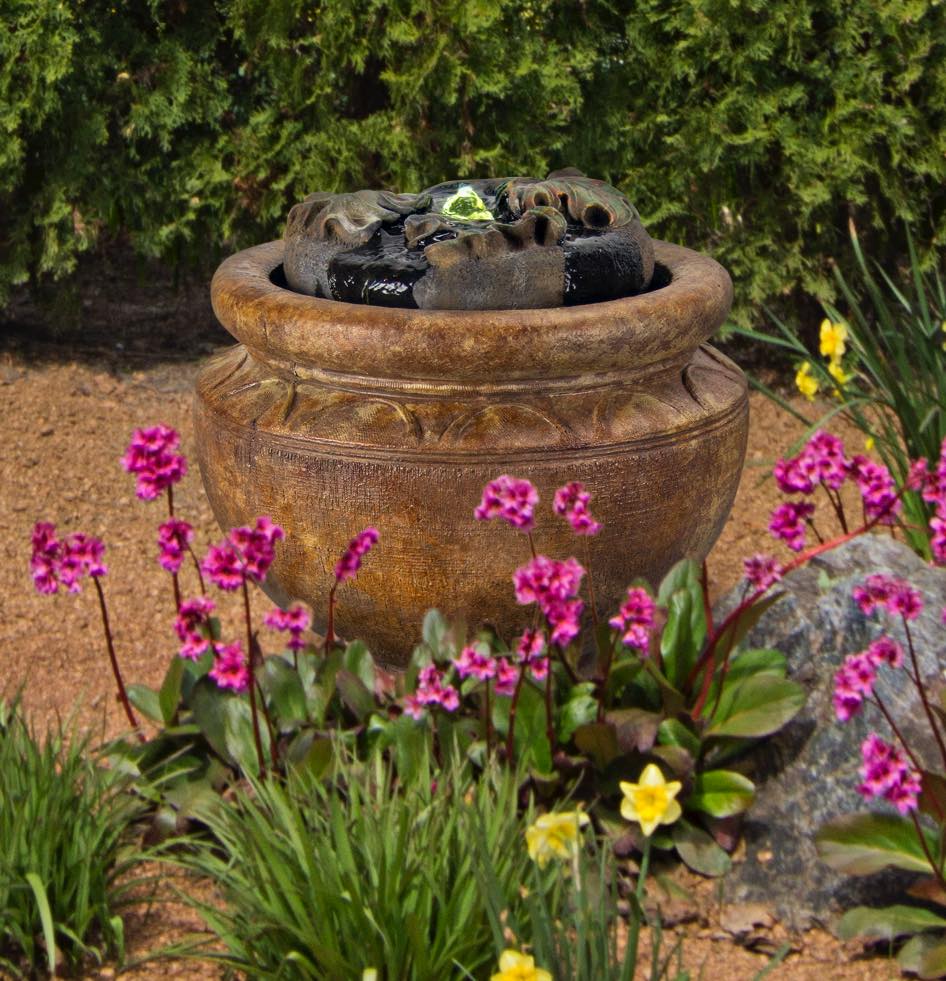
[0,326,904,978]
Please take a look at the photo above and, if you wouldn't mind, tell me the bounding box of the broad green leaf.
[127,684,163,723]
[335,668,375,721]
[164,776,219,821]
[223,697,268,774]
[342,640,376,692]
[159,655,185,723]
[657,718,700,757]
[837,905,946,941]
[289,734,334,781]
[723,647,787,682]
[190,678,233,762]
[712,591,784,660]
[687,770,755,818]
[672,819,732,876]
[558,683,598,743]
[574,722,620,769]
[899,935,946,978]
[261,656,308,729]
[657,559,700,607]
[659,569,707,690]
[513,682,552,774]
[422,609,448,654]
[706,675,805,737]
[817,813,936,875]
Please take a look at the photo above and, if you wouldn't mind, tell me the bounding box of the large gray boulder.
[720,535,946,926]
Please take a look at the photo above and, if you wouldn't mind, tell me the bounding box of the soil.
[0,269,903,979]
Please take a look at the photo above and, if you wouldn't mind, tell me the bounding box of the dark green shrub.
[4,0,946,324]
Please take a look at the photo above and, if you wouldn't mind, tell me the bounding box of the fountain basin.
[195,238,748,667]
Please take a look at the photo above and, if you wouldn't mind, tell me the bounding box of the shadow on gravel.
[0,248,231,376]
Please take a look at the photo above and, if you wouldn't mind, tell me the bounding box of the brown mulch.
[0,317,901,979]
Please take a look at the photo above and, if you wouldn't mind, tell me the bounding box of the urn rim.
[210,239,733,385]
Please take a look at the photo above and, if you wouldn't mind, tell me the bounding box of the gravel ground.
[0,304,899,978]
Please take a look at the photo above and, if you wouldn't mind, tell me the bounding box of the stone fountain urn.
[195,171,748,667]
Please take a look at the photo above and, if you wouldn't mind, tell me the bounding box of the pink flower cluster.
[743,554,784,591]
[203,516,284,590]
[832,636,904,721]
[30,522,107,594]
[209,640,250,693]
[121,425,187,501]
[858,733,921,814]
[403,665,460,719]
[769,431,907,550]
[474,475,539,531]
[608,586,656,653]
[452,644,518,694]
[922,436,946,564]
[174,596,216,660]
[768,501,815,552]
[264,604,311,652]
[514,554,585,647]
[515,628,549,682]
[157,519,194,573]
[553,481,601,536]
[853,574,923,621]
[335,527,379,583]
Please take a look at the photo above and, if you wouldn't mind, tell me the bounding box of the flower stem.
[242,579,266,777]
[324,583,337,653]
[92,577,143,740]
[624,836,652,971]
[910,809,946,893]
[544,661,555,755]
[186,543,206,595]
[484,679,493,756]
[505,665,527,760]
[904,619,946,772]
[582,538,600,631]
[699,560,714,635]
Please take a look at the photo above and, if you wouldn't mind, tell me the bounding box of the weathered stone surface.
[197,239,747,666]
[721,535,946,926]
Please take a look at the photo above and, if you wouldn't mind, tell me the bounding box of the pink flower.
[453,645,497,681]
[803,431,849,490]
[411,664,459,713]
[474,475,539,531]
[768,501,815,551]
[494,657,519,696]
[773,455,815,495]
[31,523,107,594]
[157,519,194,573]
[743,554,784,591]
[516,629,546,664]
[403,694,426,720]
[529,657,549,682]
[846,455,900,524]
[888,581,923,621]
[866,636,904,669]
[553,481,602,536]
[202,541,245,591]
[513,555,584,607]
[209,641,250,693]
[609,586,656,654]
[174,596,216,660]
[852,574,897,615]
[334,527,379,583]
[230,516,284,582]
[858,733,921,814]
[833,652,878,721]
[121,425,187,501]
[264,604,311,652]
[203,516,285,589]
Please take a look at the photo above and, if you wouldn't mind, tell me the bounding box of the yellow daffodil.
[826,357,852,386]
[795,361,819,402]
[525,810,589,868]
[491,950,552,981]
[362,972,378,981]
[819,318,848,359]
[865,435,876,451]
[620,763,683,837]
[940,319,946,352]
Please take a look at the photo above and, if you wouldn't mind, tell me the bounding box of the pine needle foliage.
[0,697,142,977]
[4,0,946,324]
